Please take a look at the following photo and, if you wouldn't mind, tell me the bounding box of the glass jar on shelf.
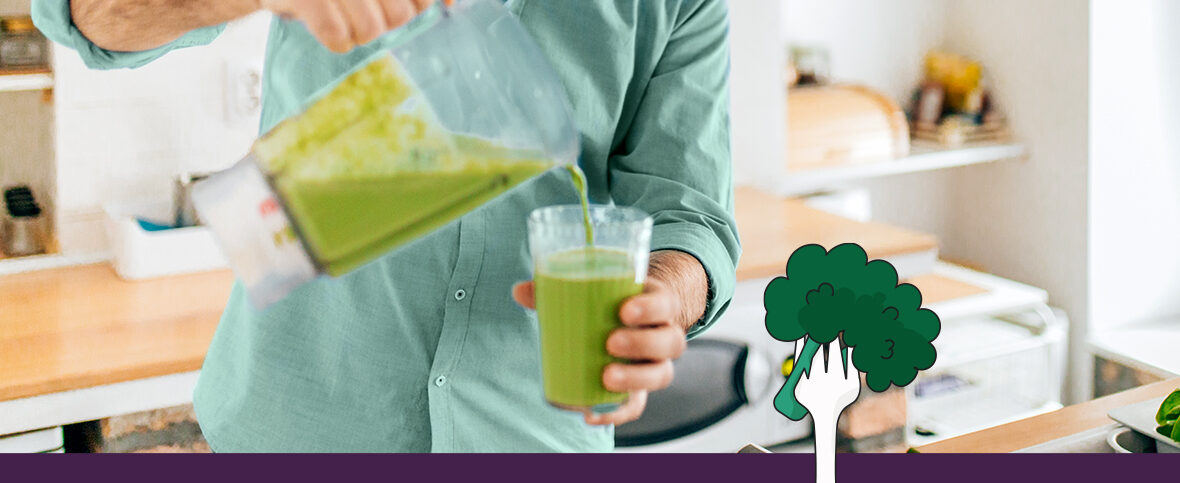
[0,17,49,71]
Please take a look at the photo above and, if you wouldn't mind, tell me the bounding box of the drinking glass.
[528,205,652,413]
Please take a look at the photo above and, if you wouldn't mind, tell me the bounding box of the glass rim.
[528,204,652,227]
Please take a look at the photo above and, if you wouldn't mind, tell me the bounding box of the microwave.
[614,277,812,452]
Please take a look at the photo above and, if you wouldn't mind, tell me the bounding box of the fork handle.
[811,407,839,483]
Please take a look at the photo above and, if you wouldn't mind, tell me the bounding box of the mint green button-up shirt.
[34,0,739,452]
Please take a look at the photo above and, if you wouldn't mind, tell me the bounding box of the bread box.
[786,85,909,171]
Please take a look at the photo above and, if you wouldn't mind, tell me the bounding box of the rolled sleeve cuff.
[32,0,224,70]
[650,221,737,339]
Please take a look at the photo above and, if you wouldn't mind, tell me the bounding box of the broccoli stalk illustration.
[765,243,940,482]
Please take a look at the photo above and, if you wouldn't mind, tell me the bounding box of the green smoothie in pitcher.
[253,55,557,275]
[534,247,643,410]
[279,155,551,276]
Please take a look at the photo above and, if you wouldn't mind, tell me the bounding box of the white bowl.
[1107,426,1179,453]
[1108,427,1149,453]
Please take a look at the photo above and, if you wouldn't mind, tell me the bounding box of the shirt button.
[434,375,447,387]
[454,289,467,301]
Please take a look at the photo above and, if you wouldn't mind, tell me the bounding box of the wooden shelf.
[0,71,53,93]
[776,141,1027,196]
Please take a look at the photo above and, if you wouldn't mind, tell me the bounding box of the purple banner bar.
[1,453,1178,483]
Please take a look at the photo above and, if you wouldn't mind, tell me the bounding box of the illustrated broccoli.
[765,243,941,421]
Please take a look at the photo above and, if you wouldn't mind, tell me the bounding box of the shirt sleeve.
[32,0,225,70]
[607,0,740,338]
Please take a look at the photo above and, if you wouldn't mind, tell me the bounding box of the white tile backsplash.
[51,12,272,255]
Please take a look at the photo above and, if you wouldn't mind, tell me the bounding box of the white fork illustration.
[794,340,861,483]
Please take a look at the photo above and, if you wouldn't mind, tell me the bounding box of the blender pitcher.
[192,0,579,309]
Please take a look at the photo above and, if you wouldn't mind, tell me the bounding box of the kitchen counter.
[734,186,938,280]
[916,377,1180,452]
[0,190,983,436]
[0,264,231,403]
[732,186,986,308]
[0,264,232,435]
[0,187,950,397]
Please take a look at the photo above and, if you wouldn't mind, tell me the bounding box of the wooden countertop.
[0,188,964,404]
[917,377,1180,452]
[0,261,980,406]
[0,264,232,402]
[734,187,938,280]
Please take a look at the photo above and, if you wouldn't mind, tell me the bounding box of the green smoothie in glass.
[529,203,652,412]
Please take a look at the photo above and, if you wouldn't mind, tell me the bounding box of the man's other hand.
[512,250,708,426]
[261,0,453,53]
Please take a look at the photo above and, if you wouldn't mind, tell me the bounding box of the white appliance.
[615,262,1068,452]
[614,277,812,452]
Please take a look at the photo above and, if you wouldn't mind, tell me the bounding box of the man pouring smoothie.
[35,0,740,452]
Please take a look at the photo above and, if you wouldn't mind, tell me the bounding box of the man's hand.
[513,250,709,425]
[262,0,453,53]
[70,0,452,54]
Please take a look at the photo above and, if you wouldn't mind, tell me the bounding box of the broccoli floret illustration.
[765,243,941,420]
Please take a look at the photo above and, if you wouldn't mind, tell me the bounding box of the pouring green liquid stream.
[564,165,594,245]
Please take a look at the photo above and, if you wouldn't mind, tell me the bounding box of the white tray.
[1107,396,1180,453]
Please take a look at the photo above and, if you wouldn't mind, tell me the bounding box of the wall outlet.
[223,60,262,125]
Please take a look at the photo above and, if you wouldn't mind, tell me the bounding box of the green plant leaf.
[1159,421,1180,443]
[1157,389,1180,425]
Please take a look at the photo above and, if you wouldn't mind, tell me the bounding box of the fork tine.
[841,346,854,378]
[822,342,831,372]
